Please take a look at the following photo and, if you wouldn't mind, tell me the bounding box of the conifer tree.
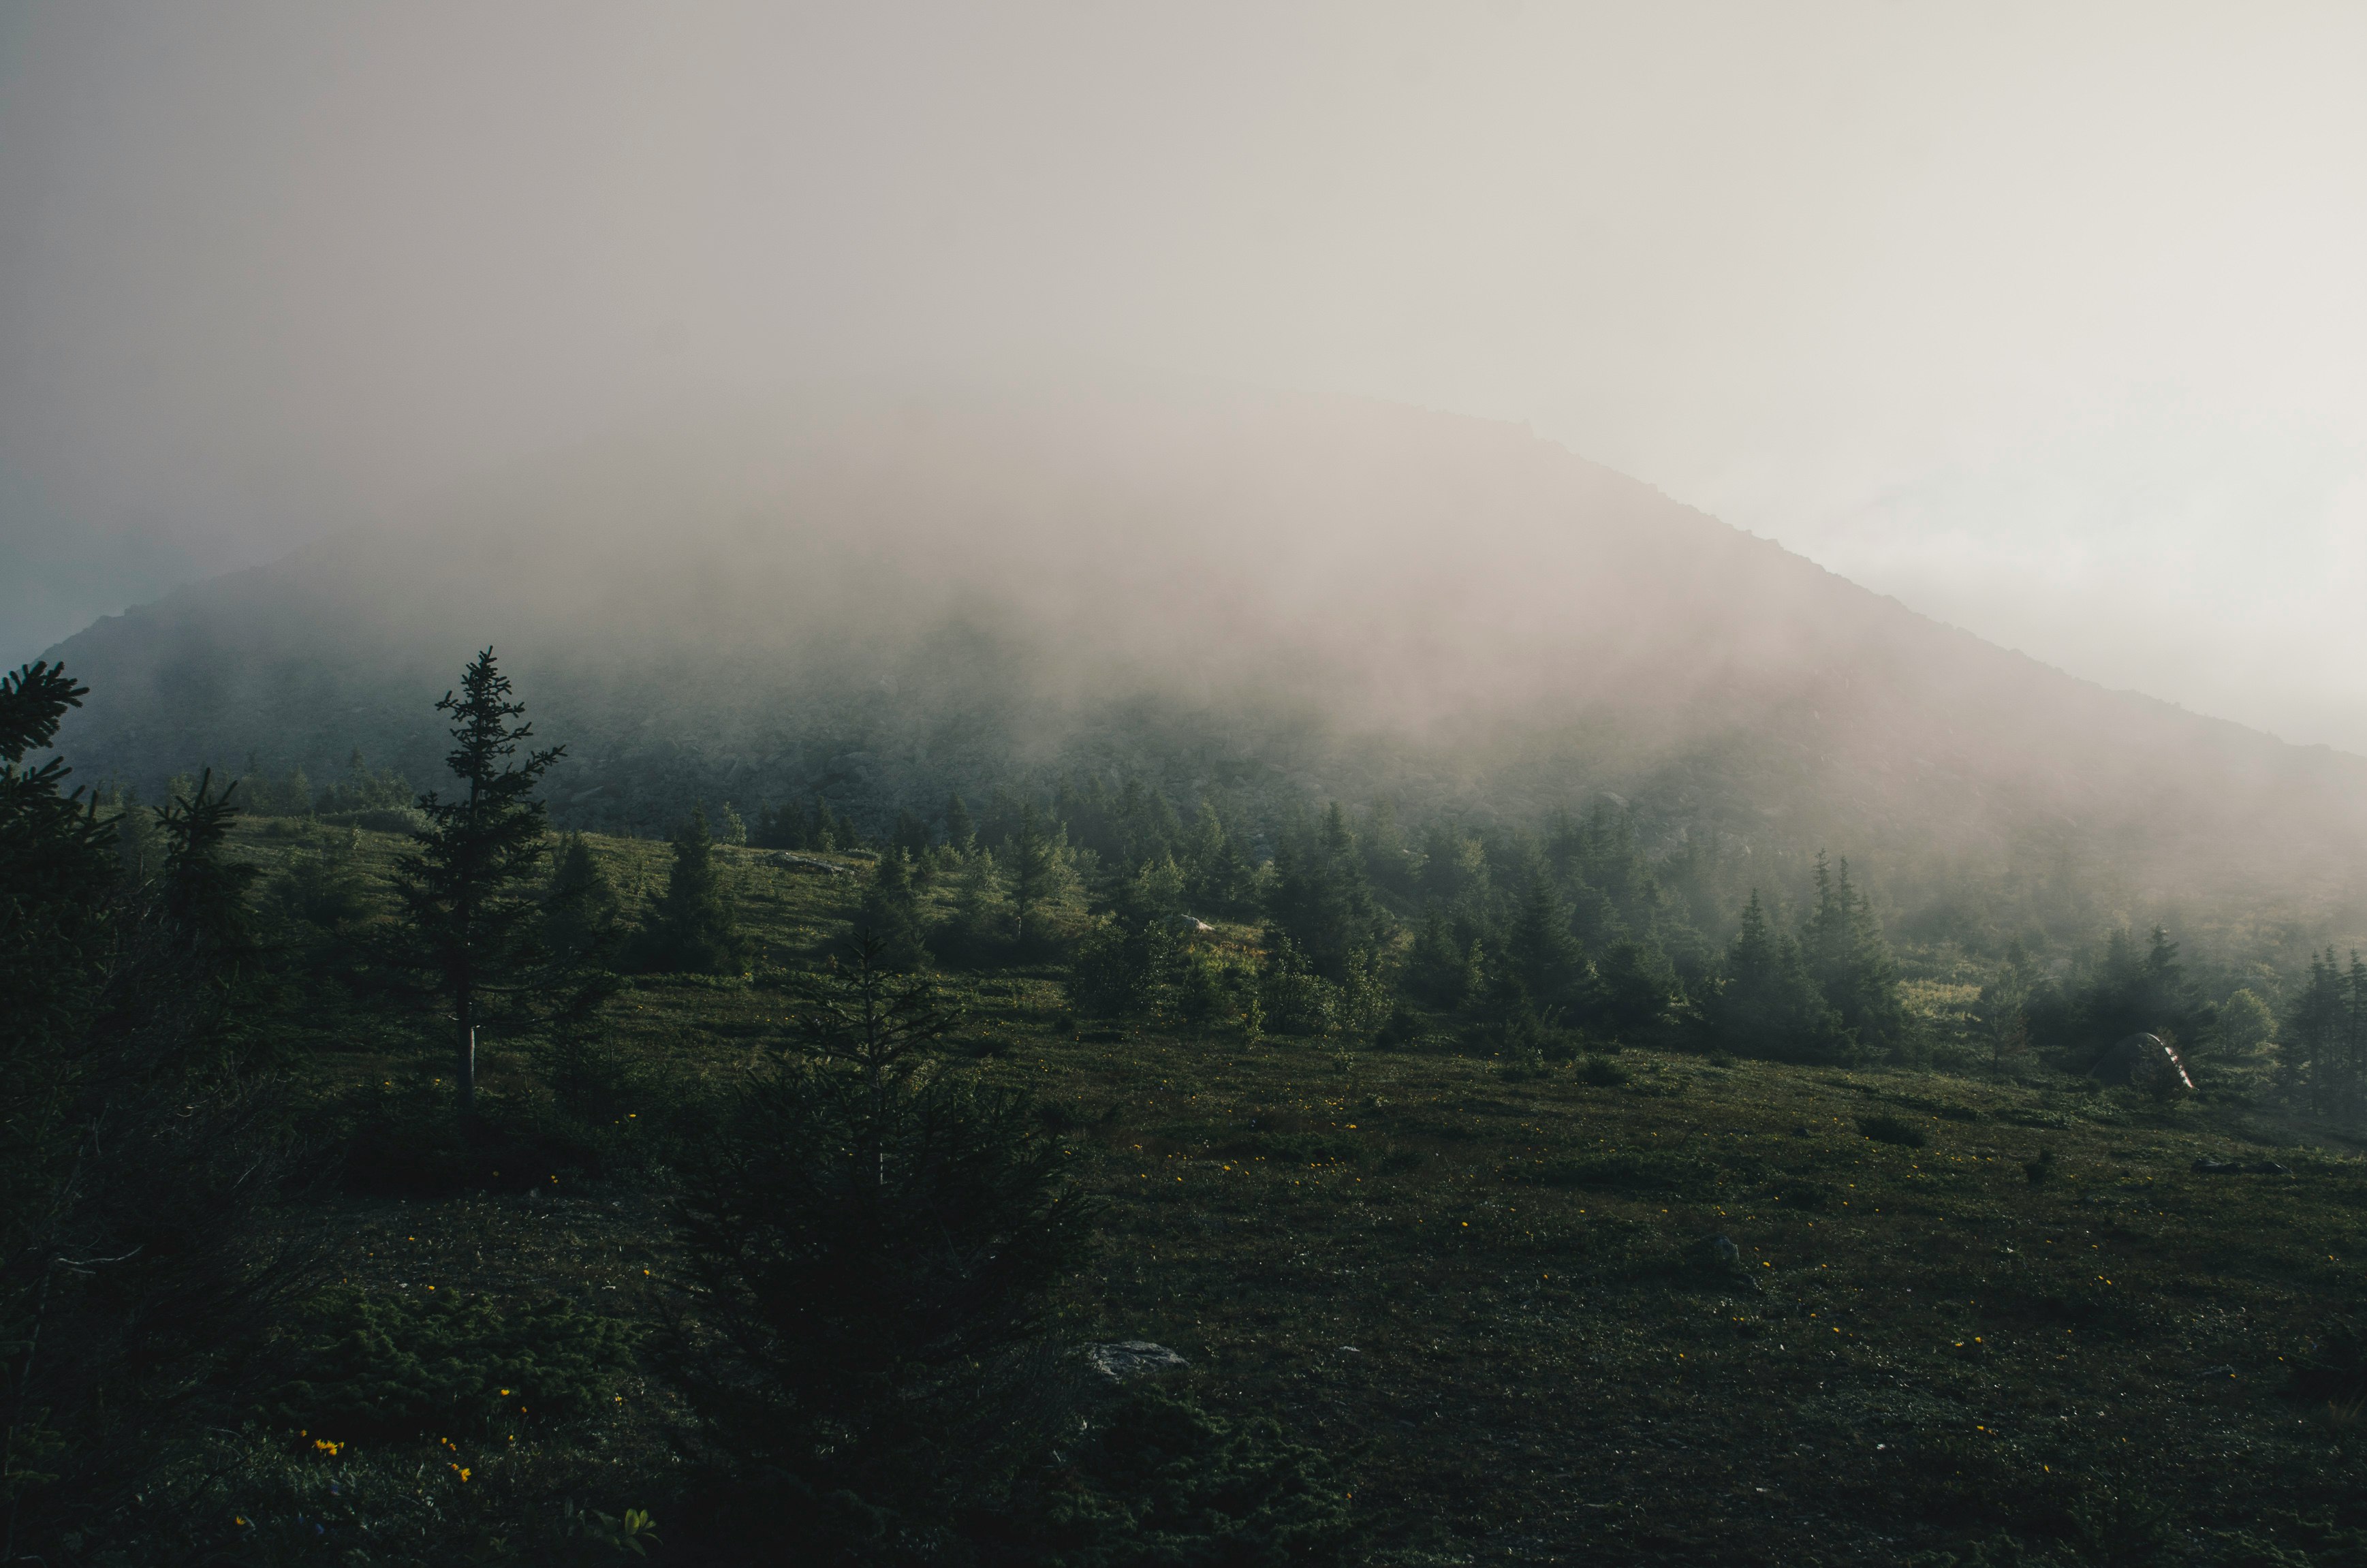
[1407,907,1481,1009]
[755,800,810,850]
[1006,803,1077,950]
[1359,798,1415,899]
[3,666,306,1561]
[2219,987,2276,1060]
[1499,862,1584,1012]
[1802,854,1915,1061]
[943,791,976,853]
[1414,822,1490,911]
[112,784,166,885]
[1268,802,1387,982]
[892,808,932,860]
[947,845,1012,954]
[1710,890,1855,1064]
[1975,942,2035,1077]
[668,935,1084,1551]
[859,848,933,970]
[1590,938,1679,1043]
[544,832,625,973]
[644,803,747,975]
[2338,952,2357,1123]
[1178,797,1256,913]
[2284,950,2345,1111]
[390,649,565,1118]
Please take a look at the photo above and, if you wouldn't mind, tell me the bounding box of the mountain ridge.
[38,387,2367,913]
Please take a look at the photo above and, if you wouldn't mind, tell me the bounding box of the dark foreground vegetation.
[14,650,2367,1565]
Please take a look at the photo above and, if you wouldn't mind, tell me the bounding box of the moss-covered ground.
[238,820,2367,1565]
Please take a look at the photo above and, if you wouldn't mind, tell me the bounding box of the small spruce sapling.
[642,804,747,975]
[667,932,1088,1551]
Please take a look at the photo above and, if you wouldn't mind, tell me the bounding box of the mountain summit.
[43,387,2367,907]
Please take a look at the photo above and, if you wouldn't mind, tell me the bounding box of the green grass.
[251,820,2367,1564]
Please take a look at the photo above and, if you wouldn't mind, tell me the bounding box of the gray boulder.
[1086,1341,1189,1381]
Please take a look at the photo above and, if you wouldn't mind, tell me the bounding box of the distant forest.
[97,655,2360,1099]
[16,643,2367,1565]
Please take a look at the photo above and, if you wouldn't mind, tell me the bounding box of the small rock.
[1086,1341,1188,1381]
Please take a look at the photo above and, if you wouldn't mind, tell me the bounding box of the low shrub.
[263,1287,642,1445]
[1022,1385,1360,1567]
[1858,1114,1930,1148]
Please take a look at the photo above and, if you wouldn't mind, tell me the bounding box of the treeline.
[713,770,2349,1100]
[128,702,2348,1093]
[3,653,1356,1566]
[105,747,418,824]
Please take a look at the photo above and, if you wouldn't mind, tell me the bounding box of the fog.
[40,385,2367,939]
[5,2,2366,747]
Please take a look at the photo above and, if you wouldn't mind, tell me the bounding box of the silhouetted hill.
[43,386,2367,913]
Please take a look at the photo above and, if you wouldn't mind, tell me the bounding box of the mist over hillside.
[44,386,2367,921]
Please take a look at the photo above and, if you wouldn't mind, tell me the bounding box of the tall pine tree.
[390,649,564,1118]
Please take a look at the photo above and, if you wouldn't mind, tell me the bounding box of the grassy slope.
[249,819,2367,1565]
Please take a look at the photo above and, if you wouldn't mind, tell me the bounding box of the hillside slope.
[42,386,2367,903]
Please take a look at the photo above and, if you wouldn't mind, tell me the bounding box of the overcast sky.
[5,1,2363,749]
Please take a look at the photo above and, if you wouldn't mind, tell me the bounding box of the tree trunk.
[458,1001,476,1120]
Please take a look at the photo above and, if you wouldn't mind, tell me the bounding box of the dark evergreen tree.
[892,808,932,860]
[389,650,565,1117]
[1268,802,1388,982]
[110,783,166,886]
[314,746,413,815]
[1588,938,1680,1044]
[1496,862,1585,1013]
[860,849,933,970]
[1974,942,2035,1077]
[1006,803,1077,950]
[266,826,375,938]
[806,794,840,851]
[2067,924,2214,1069]
[1801,854,1917,1062]
[1414,821,1490,911]
[943,791,976,853]
[3,667,307,1563]
[1357,798,1416,900]
[2285,949,2347,1112]
[1407,907,1482,1009]
[544,831,625,973]
[749,800,793,849]
[668,936,1086,1555]
[1069,913,1179,1020]
[643,803,748,975]
[941,846,1013,958]
[1178,797,1257,914]
[1708,890,1856,1064]
[825,800,866,851]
